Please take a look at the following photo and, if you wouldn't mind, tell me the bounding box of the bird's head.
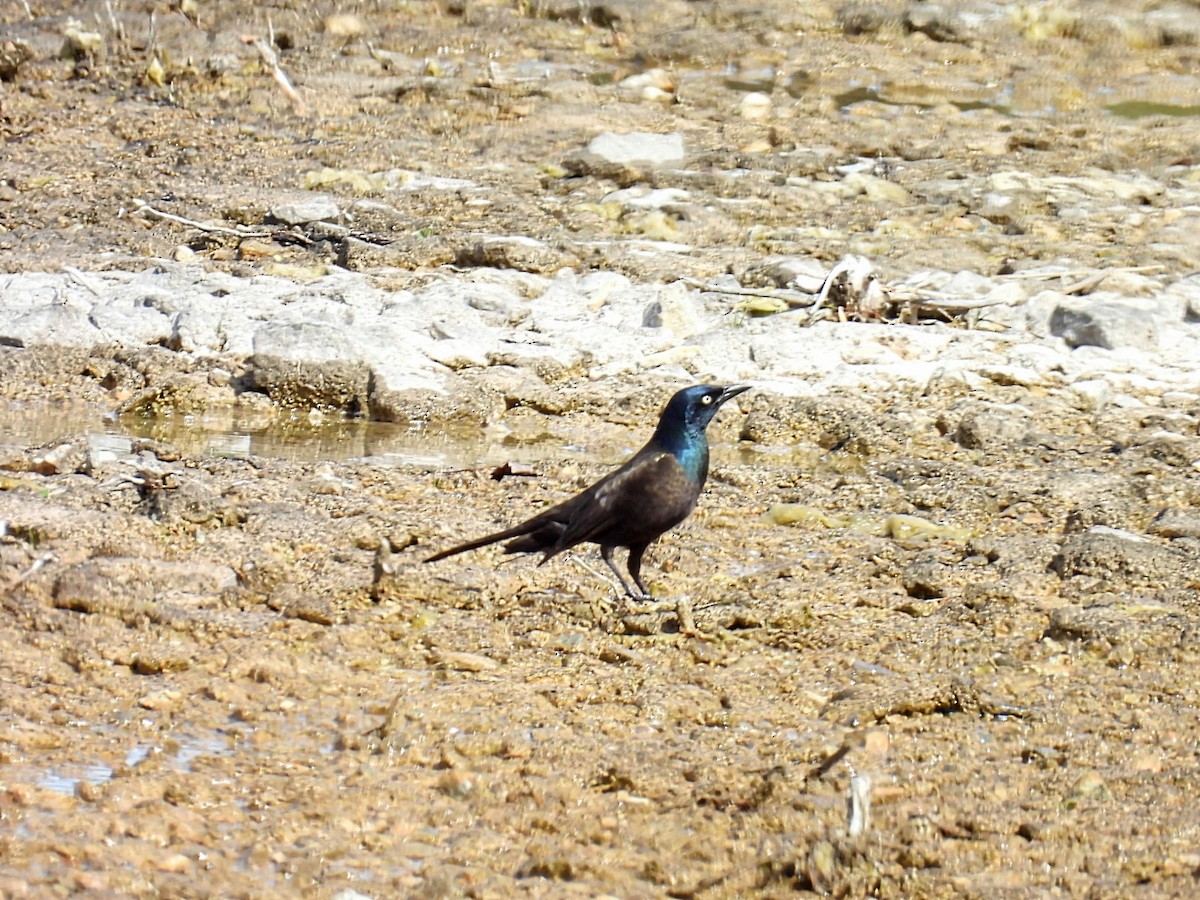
[660,383,752,434]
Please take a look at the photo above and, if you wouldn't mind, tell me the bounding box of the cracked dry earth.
[4,0,1200,897]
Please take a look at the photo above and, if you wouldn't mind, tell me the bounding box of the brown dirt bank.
[3,376,1200,896]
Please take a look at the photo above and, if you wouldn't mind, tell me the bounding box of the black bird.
[425,384,751,598]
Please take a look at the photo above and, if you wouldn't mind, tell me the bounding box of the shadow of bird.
[425,383,751,598]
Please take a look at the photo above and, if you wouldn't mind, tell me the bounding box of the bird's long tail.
[423,521,537,563]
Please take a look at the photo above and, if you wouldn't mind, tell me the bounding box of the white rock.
[577,270,632,301]
[1049,297,1160,350]
[1162,277,1200,321]
[1007,343,1069,373]
[748,329,849,377]
[979,364,1046,387]
[642,282,706,338]
[271,195,340,225]
[586,131,686,168]
[939,270,1000,298]
[1066,378,1111,411]
[2,304,102,348]
[89,303,173,345]
[843,343,903,365]
[740,92,772,120]
[1162,391,1200,408]
[171,301,255,355]
[1086,524,1152,543]
[602,187,690,209]
[765,256,828,292]
[408,281,524,326]
[842,172,910,204]
[369,359,445,396]
[423,338,490,370]
[984,281,1029,305]
[253,321,360,363]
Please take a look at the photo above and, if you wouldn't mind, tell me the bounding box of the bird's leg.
[625,544,653,600]
[626,544,683,619]
[600,545,639,599]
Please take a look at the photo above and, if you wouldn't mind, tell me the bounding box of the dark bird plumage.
[425,383,751,598]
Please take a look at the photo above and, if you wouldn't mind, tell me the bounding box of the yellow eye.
[701,395,714,405]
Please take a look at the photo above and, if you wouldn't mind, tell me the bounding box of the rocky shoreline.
[3,255,1198,423]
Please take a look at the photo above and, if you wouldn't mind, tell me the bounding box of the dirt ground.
[3,1,1200,897]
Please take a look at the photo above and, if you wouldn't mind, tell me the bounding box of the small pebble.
[740,92,772,120]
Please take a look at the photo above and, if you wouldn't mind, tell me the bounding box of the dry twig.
[5,551,54,589]
[241,34,306,116]
[130,200,271,238]
[680,277,813,308]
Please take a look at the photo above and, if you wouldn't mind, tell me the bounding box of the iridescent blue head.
[654,384,751,446]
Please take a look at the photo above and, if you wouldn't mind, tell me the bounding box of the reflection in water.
[36,732,233,795]
[1105,100,1200,119]
[0,401,498,467]
[0,401,778,470]
[37,763,115,796]
[120,409,490,466]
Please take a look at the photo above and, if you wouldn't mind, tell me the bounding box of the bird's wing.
[545,450,693,557]
[427,444,681,563]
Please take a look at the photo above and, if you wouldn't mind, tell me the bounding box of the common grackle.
[425,383,751,598]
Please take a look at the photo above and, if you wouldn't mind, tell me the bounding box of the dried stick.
[241,34,306,116]
[130,200,271,238]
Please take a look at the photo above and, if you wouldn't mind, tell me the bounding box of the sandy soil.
[3,1,1200,897]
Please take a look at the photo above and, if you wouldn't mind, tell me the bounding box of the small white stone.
[740,91,772,120]
[586,131,686,168]
[271,195,340,225]
[1067,378,1111,411]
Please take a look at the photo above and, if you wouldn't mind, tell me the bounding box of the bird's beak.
[717,384,752,406]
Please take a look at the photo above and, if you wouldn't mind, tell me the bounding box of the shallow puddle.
[0,401,781,470]
[34,732,233,796]
[36,763,115,796]
[0,401,493,466]
[1104,99,1200,118]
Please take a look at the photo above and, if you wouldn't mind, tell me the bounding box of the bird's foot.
[621,587,674,616]
[623,590,656,605]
